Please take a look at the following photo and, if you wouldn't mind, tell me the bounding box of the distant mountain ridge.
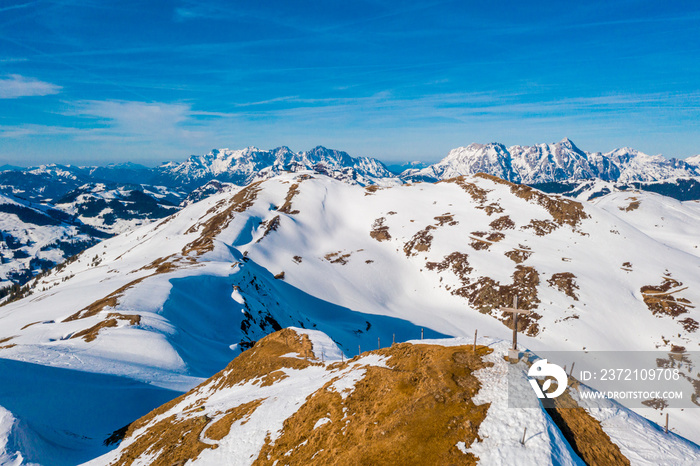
[401,138,700,184]
[153,145,396,188]
[5,141,699,192]
[1,140,699,289]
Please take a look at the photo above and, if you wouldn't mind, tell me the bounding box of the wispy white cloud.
[0,124,78,138]
[62,100,218,144]
[0,74,61,98]
[70,100,190,130]
[0,1,40,13]
[3,91,699,164]
[1,100,211,142]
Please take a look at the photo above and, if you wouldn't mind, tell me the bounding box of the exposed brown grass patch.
[208,329,318,393]
[454,266,541,336]
[641,398,668,410]
[468,231,504,250]
[504,245,532,264]
[107,330,318,465]
[140,255,180,275]
[474,173,589,229]
[254,343,493,466]
[477,203,505,215]
[434,213,458,226]
[427,249,541,334]
[325,251,352,265]
[63,276,148,322]
[486,232,505,242]
[489,215,515,230]
[108,331,497,466]
[641,277,693,317]
[21,321,41,330]
[369,217,391,242]
[547,272,580,301]
[426,252,472,282]
[544,388,630,465]
[469,234,491,251]
[403,225,435,256]
[293,255,302,264]
[109,413,211,466]
[620,198,641,212]
[680,317,698,333]
[274,271,285,280]
[363,185,383,196]
[256,215,281,243]
[182,181,263,256]
[0,336,15,345]
[438,177,489,203]
[436,177,503,215]
[278,183,301,214]
[522,219,559,236]
[71,313,141,342]
[204,399,265,442]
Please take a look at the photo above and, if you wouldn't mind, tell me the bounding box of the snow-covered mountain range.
[1,140,698,290]
[0,171,698,464]
[9,140,699,194]
[401,138,700,184]
[155,145,396,188]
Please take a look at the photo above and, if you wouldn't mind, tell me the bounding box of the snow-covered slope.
[684,155,700,167]
[402,138,700,184]
[0,172,699,463]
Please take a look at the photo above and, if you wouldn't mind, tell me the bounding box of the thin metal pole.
[474,329,478,352]
[512,296,518,350]
[392,333,395,345]
[358,345,361,356]
[378,337,380,349]
[521,427,527,445]
[421,328,424,340]
[665,413,669,433]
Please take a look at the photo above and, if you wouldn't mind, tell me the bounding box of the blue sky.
[1,0,700,166]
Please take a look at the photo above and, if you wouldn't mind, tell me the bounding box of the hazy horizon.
[0,137,697,170]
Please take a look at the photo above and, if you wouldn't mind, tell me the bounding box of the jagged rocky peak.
[401,138,700,184]
[555,137,579,150]
[157,145,396,188]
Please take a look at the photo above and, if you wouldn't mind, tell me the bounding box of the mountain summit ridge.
[154,145,396,188]
[401,139,700,184]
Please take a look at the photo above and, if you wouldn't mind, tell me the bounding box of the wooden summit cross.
[500,296,531,350]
